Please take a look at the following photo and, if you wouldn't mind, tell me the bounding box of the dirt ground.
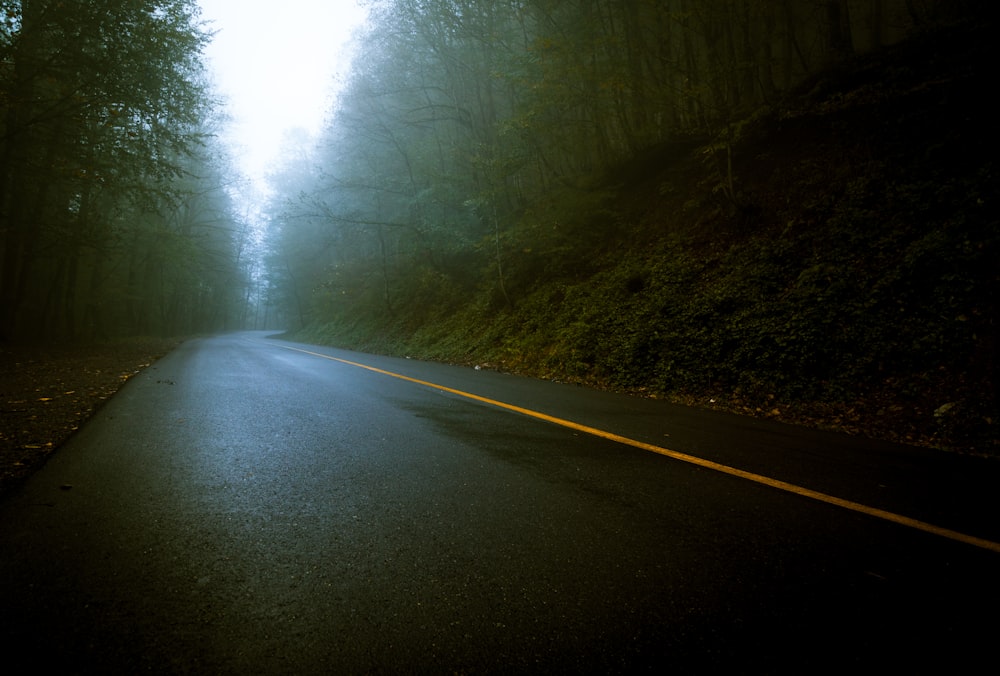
[0,337,180,498]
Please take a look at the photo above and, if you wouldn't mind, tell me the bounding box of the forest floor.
[0,338,180,499]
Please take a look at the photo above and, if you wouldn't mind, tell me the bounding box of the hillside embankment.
[299,17,996,456]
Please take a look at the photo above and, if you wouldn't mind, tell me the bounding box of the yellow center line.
[276,343,1000,554]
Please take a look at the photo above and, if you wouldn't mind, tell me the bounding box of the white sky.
[197,0,368,190]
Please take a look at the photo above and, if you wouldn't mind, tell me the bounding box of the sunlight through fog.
[198,0,367,187]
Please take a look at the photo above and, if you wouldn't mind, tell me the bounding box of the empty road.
[1,332,998,674]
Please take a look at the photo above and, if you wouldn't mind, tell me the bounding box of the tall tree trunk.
[492,200,511,309]
[826,0,855,63]
[781,0,811,88]
[86,248,108,341]
[377,225,393,314]
[283,257,306,330]
[758,5,778,102]
[870,0,886,48]
[63,251,79,341]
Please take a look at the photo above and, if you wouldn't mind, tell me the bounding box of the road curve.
[1,332,997,674]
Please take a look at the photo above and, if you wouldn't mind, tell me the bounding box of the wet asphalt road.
[1,332,998,674]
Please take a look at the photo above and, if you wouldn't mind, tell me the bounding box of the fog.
[0,1,982,347]
[198,0,367,188]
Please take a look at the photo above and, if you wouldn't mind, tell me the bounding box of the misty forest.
[1,0,996,454]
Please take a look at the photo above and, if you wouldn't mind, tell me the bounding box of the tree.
[263,0,957,338]
[0,0,240,340]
